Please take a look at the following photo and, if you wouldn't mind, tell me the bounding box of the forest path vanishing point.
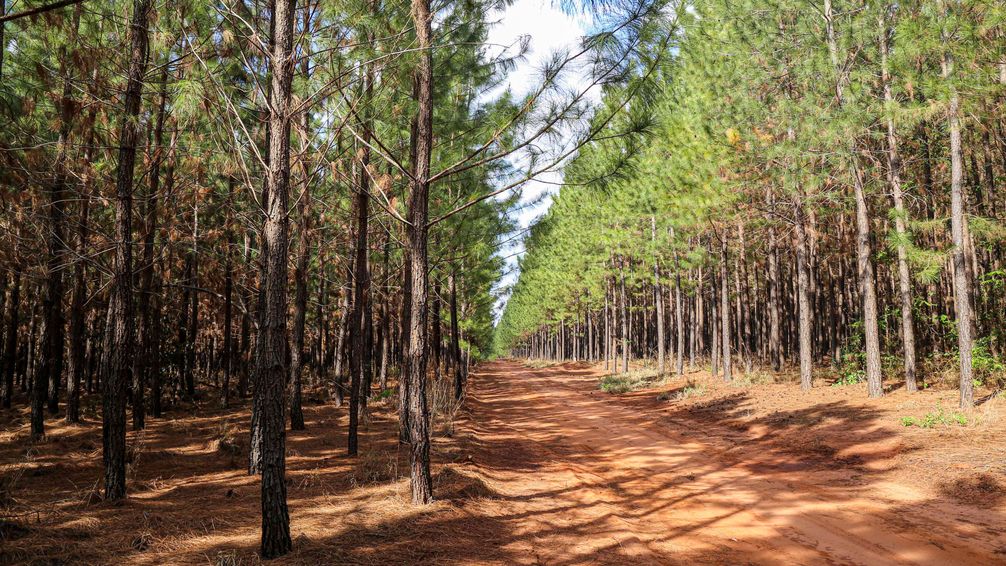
[459,360,1006,565]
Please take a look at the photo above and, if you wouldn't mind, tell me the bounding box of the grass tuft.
[599,368,666,394]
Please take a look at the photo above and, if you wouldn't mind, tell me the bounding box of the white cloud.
[486,0,590,98]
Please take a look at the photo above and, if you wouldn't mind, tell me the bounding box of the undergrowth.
[730,372,775,388]
[901,404,969,428]
[524,359,561,369]
[656,381,706,401]
[599,368,665,394]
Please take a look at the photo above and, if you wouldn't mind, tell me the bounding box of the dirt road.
[460,360,1006,565]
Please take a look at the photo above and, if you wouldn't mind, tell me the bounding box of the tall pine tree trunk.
[403,0,435,504]
[134,63,169,430]
[450,273,463,400]
[35,5,81,433]
[719,237,731,382]
[767,223,783,372]
[940,4,973,409]
[254,0,296,555]
[619,261,629,374]
[794,196,813,390]
[652,217,665,374]
[824,0,881,397]
[2,274,19,409]
[879,8,916,392]
[101,0,150,500]
[288,46,314,431]
[222,178,235,408]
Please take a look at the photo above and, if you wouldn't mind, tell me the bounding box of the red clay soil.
[2,360,1006,564]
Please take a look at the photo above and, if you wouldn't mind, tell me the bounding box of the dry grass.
[522,358,562,369]
[599,368,667,394]
[350,445,401,487]
[429,377,462,437]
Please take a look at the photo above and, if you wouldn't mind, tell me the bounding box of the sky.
[485,0,597,322]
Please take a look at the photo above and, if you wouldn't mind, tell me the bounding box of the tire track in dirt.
[461,360,1006,565]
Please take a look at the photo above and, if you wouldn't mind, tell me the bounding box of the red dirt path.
[2,359,1005,564]
[462,360,1006,564]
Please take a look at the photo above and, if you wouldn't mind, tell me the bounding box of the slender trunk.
[288,38,313,430]
[674,270,684,376]
[824,0,881,397]
[719,237,731,382]
[619,262,629,374]
[795,196,813,390]
[186,205,199,398]
[333,290,348,407]
[254,0,296,556]
[940,7,973,409]
[134,63,168,429]
[101,0,150,500]
[767,223,782,372]
[711,271,719,378]
[670,228,684,376]
[316,248,328,388]
[348,44,375,453]
[222,179,235,408]
[239,233,252,400]
[431,283,442,376]
[604,281,611,371]
[879,9,916,391]
[2,274,19,409]
[450,273,463,400]
[36,5,82,432]
[379,237,390,390]
[652,217,665,374]
[404,0,435,504]
[287,182,308,431]
[0,0,5,80]
[853,164,883,397]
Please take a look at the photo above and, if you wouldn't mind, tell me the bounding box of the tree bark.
[2,274,18,409]
[719,236,731,382]
[379,237,390,390]
[449,273,463,400]
[222,178,235,409]
[254,0,296,555]
[767,223,783,372]
[288,45,313,431]
[403,0,435,504]
[134,63,169,430]
[795,196,813,390]
[101,0,150,500]
[879,9,916,392]
[940,5,973,409]
[35,5,81,431]
[652,217,665,374]
[186,204,199,398]
[824,0,882,397]
[619,261,629,374]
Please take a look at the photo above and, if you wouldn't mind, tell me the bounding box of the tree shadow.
[3,361,1006,564]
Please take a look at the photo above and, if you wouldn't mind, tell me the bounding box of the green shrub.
[832,369,865,387]
[600,375,635,394]
[901,404,968,429]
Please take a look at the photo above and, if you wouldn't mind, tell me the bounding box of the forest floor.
[2,360,1006,564]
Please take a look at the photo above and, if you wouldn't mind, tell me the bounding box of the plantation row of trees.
[495,0,1006,409]
[0,0,668,558]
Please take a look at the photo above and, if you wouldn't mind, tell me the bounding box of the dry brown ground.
[2,360,1006,564]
